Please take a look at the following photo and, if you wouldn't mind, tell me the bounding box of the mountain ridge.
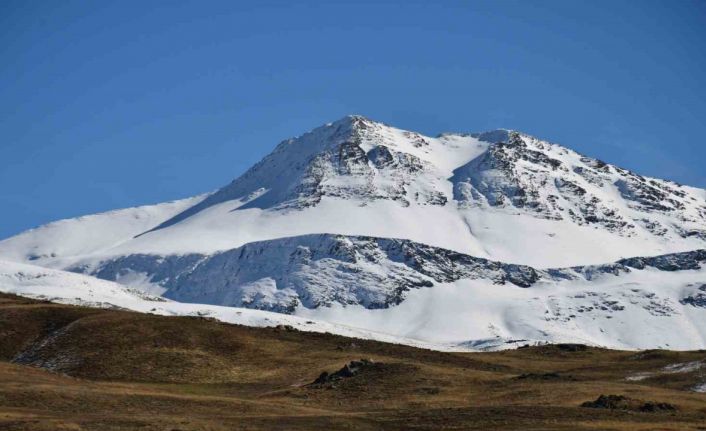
[3,240,705,350]
[67,232,706,312]
[0,115,705,350]
[2,115,703,267]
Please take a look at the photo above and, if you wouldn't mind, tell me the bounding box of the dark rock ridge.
[515,372,576,381]
[680,283,706,308]
[556,249,706,280]
[453,132,563,218]
[73,234,544,313]
[310,359,378,386]
[581,394,677,413]
[70,233,706,314]
[453,131,705,237]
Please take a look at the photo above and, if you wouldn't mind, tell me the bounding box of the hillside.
[1,293,705,430]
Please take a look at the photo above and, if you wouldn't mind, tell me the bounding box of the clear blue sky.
[1,1,705,239]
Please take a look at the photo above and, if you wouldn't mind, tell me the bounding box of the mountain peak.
[334,113,373,123]
[468,129,539,146]
[134,116,705,244]
[326,114,380,132]
[333,117,524,147]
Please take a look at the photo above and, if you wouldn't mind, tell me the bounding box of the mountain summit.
[141,114,706,258]
[1,116,705,350]
[4,115,702,266]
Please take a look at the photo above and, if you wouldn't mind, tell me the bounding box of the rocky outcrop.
[581,394,677,413]
[558,249,706,280]
[77,234,542,312]
[72,233,706,314]
[454,131,704,239]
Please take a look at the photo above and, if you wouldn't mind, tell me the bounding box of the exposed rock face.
[311,359,378,386]
[581,394,677,413]
[75,234,543,313]
[557,249,706,280]
[72,233,706,314]
[681,284,706,308]
[453,131,705,238]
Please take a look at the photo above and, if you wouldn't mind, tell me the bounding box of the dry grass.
[0,293,704,430]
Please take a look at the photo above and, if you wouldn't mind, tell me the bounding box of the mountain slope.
[0,115,705,351]
[58,234,706,350]
[2,247,706,351]
[2,116,704,269]
[0,195,206,267]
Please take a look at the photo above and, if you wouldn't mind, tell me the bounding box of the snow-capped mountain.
[2,116,704,268]
[0,115,705,350]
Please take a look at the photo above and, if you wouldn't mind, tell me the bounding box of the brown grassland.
[0,292,704,430]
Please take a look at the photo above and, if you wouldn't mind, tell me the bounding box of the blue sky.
[1,0,705,239]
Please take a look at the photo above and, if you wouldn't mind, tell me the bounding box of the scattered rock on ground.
[556,343,588,352]
[416,386,440,395]
[581,394,677,413]
[516,372,574,381]
[311,359,377,386]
